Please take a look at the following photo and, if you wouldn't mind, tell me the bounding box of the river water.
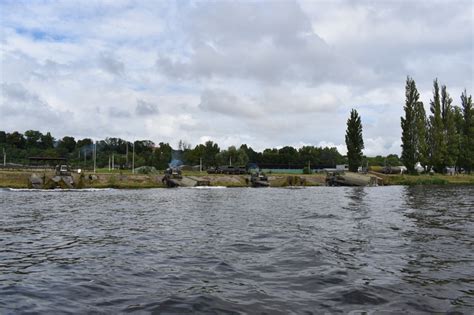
[0,186,473,314]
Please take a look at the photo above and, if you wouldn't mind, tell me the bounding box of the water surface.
[1,186,473,313]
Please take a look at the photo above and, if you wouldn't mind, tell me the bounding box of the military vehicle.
[248,172,269,187]
[162,168,183,187]
[162,168,210,188]
[56,164,72,176]
[207,166,247,175]
[382,166,407,174]
[29,164,75,189]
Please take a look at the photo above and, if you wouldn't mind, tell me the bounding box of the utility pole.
[132,141,135,174]
[229,156,232,166]
[3,147,6,166]
[108,155,111,171]
[93,142,96,173]
[112,153,115,170]
[126,142,129,166]
[200,157,202,172]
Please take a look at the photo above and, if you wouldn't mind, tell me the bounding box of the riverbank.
[0,169,327,189]
[380,173,474,186]
[1,169,473,188]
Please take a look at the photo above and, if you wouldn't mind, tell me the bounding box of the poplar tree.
[428,79,447,172]
[401,77,426,173]
[441,85,459,167]
[415,100,429,168]
[460,90,474,173]
[345,109,364,172]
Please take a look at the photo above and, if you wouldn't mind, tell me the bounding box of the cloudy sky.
[1,0,472,155]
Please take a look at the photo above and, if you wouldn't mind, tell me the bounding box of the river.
[0,186,473,313]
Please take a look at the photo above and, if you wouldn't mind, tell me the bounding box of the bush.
[135,166,158,174]
[302,167,312,174]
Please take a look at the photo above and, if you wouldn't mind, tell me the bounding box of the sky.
[1,0,472,156]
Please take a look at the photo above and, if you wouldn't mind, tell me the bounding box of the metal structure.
[248,172,269,187]
[28,157,67,167]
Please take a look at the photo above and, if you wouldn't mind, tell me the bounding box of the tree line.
[0,130,350,170]
[344,77,472,174]
[400,77,473,173]
[5,77,467,173]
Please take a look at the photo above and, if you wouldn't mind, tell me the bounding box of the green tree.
[441,85,459,167]
[428,79,447,172]
[401,77,427,173]
[0,131,6,144]
[460,90,474,173]
[203,141,220,167]
[345,109,364,172]
[153,142,172,169]
[58,136,76,153]
[77,138,93,149]
[239,144,259,163]
[24,130,43,149]
[414,101,429,168]
[40,132,54,149]
[452,106,464,171]
[6,131,26,149]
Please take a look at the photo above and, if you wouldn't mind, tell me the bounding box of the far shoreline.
[1,169,473,189]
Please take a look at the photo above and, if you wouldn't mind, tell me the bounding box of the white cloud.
[0,0,472,156]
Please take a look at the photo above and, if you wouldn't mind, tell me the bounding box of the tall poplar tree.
[345,109,364,172]
[428,79,447,172]
[441,85,459,167]
[401,77,426,173]
[415,99,429,168]
[460,90,474,173]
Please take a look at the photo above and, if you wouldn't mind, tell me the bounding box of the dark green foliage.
[441,85,460,168]
[0,131,6,144]
[24,130,43,148]
[40,132,54,149]
[58,136,76,153]
[460,90,474,173]
[428,79,447,172]
[401,77,427,173]
[216,146,248,166]
[0,129,346,171]
[6,131,26,149]
[203,141,220,167]
[153,142,172,170]
[366,154,401,167]
[345,109,364,172]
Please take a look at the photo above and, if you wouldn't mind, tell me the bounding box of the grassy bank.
[0,170,165,189]
[1,169,473,189]
[383,174,474,186]
[0,169,326,188]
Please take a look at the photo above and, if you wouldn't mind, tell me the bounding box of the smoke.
[169,149,183,168]
[78,144,94,157]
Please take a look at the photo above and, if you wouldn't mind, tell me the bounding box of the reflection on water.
[0,186,473,313]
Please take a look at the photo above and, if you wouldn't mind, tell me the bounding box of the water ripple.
[0,186,473,313]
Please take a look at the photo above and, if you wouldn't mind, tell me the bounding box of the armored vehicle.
[162,168,183,187]
[248,172,269,187]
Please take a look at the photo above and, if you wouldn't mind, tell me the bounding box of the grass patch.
[387,174,474,186]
